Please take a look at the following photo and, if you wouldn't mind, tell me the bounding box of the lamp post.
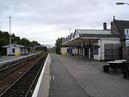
[116,2,129,5]
[9,16,12,55]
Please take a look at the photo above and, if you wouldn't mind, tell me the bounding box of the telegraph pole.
[9,16,12,55]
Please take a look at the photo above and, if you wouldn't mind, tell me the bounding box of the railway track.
[0,53,39,79]
[0,53,47,97]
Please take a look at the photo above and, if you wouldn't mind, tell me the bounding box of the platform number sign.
[124,29,129,46]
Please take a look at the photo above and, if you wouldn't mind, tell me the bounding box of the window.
[124,29,129,35]
[12,48,15,53]
[93,45,99,55]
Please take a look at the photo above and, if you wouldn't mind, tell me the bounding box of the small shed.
[3,44,29,56]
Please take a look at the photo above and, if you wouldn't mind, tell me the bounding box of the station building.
[62,18,129,61]
[63,18,129,61]
[62,28,120,61]
[3,44,29,56]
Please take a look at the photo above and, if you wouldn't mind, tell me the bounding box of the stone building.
[111,19,129,59]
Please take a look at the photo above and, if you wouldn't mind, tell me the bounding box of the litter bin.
[15,52,20,56]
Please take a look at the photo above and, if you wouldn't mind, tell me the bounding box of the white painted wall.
[7,47,21,55]
[7,47,11,55]
[72,48,78,55]
[93,42,98,60]
[79,48,83,56]
[94,55,98,60]
[75,48,78,55]
[6,47,29,55]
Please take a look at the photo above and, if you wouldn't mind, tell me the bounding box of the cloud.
[0,0,129,46]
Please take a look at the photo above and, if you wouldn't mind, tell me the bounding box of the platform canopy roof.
[62,29,119,46]
[2,44,25,48]
[75,29,111,35]
[74,29,119,37]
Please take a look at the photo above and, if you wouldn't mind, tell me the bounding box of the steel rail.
[24,57,45,97]
[0,54,39,79]
[0,53,47,97]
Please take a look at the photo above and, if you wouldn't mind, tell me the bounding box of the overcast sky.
[0,0,129,46]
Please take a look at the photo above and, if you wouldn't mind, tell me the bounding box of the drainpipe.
[89,41,91,60]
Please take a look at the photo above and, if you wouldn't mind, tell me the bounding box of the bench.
[103,65,110,72]
[103,60,127,73]
[122,63,129,78]
[123,69,129,78]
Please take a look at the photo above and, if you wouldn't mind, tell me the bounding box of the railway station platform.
[33,53,129,97]
[0,53,38,65]
[0,56,21,62]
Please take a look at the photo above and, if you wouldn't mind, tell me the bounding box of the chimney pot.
[103,22,107,30]
[113,16,115,20]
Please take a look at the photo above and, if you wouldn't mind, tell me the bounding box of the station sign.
[126,40,129,46]
[124,29,129,46]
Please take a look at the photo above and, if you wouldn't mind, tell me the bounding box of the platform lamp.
[116,2,129,5]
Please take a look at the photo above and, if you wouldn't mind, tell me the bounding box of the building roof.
[62,29,119,44]
[114,20,129,33]
[74,29,119,38]
[75,29,112,35]
[3,44,25,48]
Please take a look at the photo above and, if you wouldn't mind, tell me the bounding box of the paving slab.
[50,54,129,97]
[49,54,89,97]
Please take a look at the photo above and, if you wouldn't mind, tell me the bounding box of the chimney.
[103,22,107,30]
[113,16,115,21]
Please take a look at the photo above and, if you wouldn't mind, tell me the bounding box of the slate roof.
[114,20,129,33]
[62,29,119,44]
[75,29,111,34]
[74,29,119,38]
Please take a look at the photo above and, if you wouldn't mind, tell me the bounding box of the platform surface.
[0,53,37,65]
[49,54,89,97]
[0,56,21,62]
[49,54,129,97]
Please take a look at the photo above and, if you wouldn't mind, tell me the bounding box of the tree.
[55,38,63,54]
[20,38,30,46]
[0,30,41,55]
[30,41,40,47]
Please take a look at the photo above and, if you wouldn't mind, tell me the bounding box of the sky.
[0,0,129,46]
